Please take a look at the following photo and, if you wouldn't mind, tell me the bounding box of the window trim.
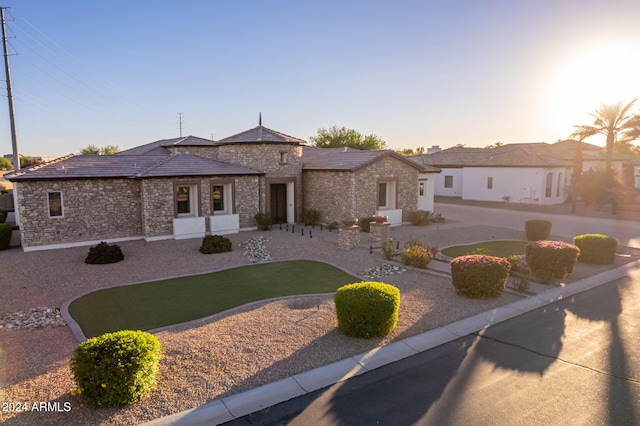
[47,191,64,218]
[174,181,201,218]
[444,175,453,188]
[210,179,235,215]
[545,172,553,198]
[487,177,493,189]
[377,178,397,210]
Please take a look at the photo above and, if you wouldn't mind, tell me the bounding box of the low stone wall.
[338,225,360,250]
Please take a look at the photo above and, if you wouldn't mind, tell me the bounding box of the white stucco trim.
[20,236,143,252]
[173,216,206,240]
[209,213,240,235]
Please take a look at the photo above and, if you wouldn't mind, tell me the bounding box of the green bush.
[506,255,530,291]
[407,210,445,226]
[359,217,374,233]
[199,235,232,254]
[381,238,395,260]
[0,223,11,250]
[0,208,7,223]
[401,241,436,268]
[70,330,162,407]
[85,242,124,264]
[334,282,400,338]
[255,212,273,231]
[525,219,552,241]
[450,255,511,298]
[302,208,321,226]
[573,234,618,264]
[525,240,580,282]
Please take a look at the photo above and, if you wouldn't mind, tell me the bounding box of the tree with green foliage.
[310,126,386,150]
[0,157,12,170]
[485,142,504,149]
[570,98,639,214]
[396,147,425,156]
[20,156,42,168]
[80,144,119,155]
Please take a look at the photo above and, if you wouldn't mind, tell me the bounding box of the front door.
[270,184,287,224]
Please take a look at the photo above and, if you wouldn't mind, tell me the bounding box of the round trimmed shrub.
[573,234,618,264]
[0,223,11,251]
[525,219,552,241]
[525,240,580,282]
[402,243,436,268]
[70,330,162,407]
[85,241,124,264]
[200,235,232,254]
[450,255,511,298]
[334,282,400,338]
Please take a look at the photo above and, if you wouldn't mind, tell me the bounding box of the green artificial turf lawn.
[69,260,359,338]
[441,240,527,259]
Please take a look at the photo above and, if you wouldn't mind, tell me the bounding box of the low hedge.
[525,219,552,241]
[525,240,580,282]
[70,330,162,407]
[200,235,232,254]
[450,255,511,298]
[85,242,124,264]
[0,223,11,250]
[334,282,400,338]
[573,234,618,264]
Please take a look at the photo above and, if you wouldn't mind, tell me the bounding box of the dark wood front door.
[270,184,287,224]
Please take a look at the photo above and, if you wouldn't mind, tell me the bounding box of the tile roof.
[216,126,307,145]
[6,152,263,181]
[302,147,439,172]
[410,147,488,167]
[117,135,217,156]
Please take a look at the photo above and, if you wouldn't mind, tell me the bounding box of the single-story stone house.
[7,124,439,251]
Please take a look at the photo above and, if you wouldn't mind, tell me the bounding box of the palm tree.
[570,98,639,213]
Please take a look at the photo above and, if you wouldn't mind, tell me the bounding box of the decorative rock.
[240,236,274,263]
[0,307,67,330]
[362,263,406,281]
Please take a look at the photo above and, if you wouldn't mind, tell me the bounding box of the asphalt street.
[225,269,640,426]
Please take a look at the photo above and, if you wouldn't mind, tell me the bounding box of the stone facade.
[303,155,419,223]
[338,225,360,250]
[172,143,303,220]
[16,179,142,247]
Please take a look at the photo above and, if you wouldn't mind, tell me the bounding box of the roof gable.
[302,147,437,172]
[217,126,306,145]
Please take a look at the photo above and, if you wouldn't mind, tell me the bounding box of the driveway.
[434,202,640,249]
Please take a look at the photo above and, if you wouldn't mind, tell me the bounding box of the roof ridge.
[136,152,182,177]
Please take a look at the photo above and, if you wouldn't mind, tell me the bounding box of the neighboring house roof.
[216,125,307,145]
[6,152,263,181]
[302,146,440,172]
[117,135,217,156]
[410,147,488,167]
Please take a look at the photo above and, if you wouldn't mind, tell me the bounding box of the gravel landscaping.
[0,222,637,425]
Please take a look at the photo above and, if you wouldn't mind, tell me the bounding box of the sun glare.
[546,42,640,143]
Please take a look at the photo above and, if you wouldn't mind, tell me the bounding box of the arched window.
[557,172,563,197]
[545,172,553,198]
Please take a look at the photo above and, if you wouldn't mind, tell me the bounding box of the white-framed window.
[212,181,233,214]
[444,175,453,188]
[378,180,396,209]
[487,177,493,189]
[47,191,63,218]
[557,172,563,197]
[175,184,199,217]
[545,173,553,198]
[279,151,288,164]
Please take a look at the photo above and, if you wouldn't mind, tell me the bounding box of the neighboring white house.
[410,140,639,205]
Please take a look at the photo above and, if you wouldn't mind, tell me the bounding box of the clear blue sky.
[1,0,640,158]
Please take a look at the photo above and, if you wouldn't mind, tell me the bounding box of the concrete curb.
[140,258,640,426]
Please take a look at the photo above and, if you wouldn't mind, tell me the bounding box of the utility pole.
[178,112,183,137]
[1,7,18,171]
[1,7,19,226]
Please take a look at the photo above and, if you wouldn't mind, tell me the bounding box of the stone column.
[338,225,360,250]
[369,222,391,242]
